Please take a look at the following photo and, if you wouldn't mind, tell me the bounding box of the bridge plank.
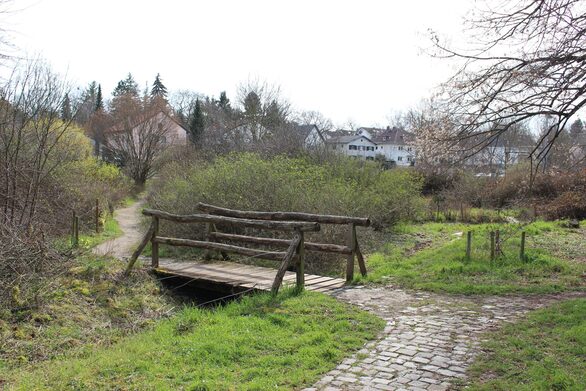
[157,259,346,294]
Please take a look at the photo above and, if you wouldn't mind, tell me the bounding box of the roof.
[369,127,414,145]
[326,134,376,144]
[293,124,324,142]
[106,109,188,134]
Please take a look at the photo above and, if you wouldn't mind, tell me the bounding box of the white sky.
[8,0,471,127]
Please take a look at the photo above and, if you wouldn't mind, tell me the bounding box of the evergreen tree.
[218,91,230,110]
[151,73,168,98]
[95,84,104,111]
[61,93,72,120]
[112,73,139,97]
[188,99,205,144]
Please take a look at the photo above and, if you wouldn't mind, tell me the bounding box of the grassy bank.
[7,290,384,390]
[0,255,174,377]
[465,298,586,390]
[360,221,586,294]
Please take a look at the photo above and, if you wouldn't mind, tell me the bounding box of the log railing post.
[346,223,356,282]
[296,230,305,290]
[151,216,159,268]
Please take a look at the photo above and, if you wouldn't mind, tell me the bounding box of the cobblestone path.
[305,286,585,391]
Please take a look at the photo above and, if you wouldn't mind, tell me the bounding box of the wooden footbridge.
[125,203,370,295]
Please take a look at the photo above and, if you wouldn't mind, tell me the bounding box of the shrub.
[149,153,425,274]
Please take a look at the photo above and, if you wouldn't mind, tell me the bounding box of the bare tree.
[0,58,78,229]
[433,0,586,167]
[104,102,175,186]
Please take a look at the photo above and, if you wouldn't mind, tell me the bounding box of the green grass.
[7,290,384,390]
[360,221,586,294]
[465,298,586,390]
[0,255,174,376]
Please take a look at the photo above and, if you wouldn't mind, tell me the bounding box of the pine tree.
[218,91,230,110]
[95,84,104,111]
[188,99,205,144]
[151,73,168,98]
[112,73,139,97]
[61,93,72,120]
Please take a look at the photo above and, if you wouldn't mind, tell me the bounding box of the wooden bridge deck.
[156,259,346,294]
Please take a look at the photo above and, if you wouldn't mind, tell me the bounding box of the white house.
[367,127,416,166]
[326,127,416,165]
[326,134,378,160]
[294,124,326,148]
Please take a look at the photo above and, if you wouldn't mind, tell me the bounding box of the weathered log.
[152,236,286,261]
[142,209,320,232]
[209,231,352,254]
[197,202,370,227]
[271,233,302,295]
[124,221,155,276]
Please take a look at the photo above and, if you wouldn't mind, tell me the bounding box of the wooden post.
[71,210,76,246]
[95,198,100,234]
[460,203,464,222]
[346,223,356,282]
[520,231,526,262]
[465,231,472,260]
[74,215,79,247]
[296,230,305,290]
[495,229,500,256]
[151,216,159,268]
[490,231,495,261]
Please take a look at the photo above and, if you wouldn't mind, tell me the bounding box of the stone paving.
[304,286,585,391]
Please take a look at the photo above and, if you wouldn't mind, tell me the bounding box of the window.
[407,147,412,152]
[407,157,412,162]
[398,156,403,161]
[349,145,358,150]
[398,146,404,151]
[366,156,374,161]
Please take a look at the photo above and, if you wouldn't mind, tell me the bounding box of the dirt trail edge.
[92,199,145,259]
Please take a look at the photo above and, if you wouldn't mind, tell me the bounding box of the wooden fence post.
[151,216,159,268]
[74,215,79,247]
[71,211,78,247]
[355,225,367,277]
[465,231,472,260]
[490,231,495,261]
[495,229,500,256]
[296,230,305,290]
[95,198,100,234]
[346,223,356,282]
[520,231,526,262]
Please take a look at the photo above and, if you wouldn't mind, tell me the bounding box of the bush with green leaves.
[149,153,425,274]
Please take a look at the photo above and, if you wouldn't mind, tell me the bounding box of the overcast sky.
[8,0,471,127]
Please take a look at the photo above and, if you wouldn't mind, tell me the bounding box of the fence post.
[490,231,495,261]
[346,223,356,282]
[95,198,100,234]
[460,203,464,222]
[465,231,472,260]
[520,231,526,262]
[71,210,78,247]
[151,216,159,268]
[74,215,79,247]
[495,229,501,256]
[296,230,305,290]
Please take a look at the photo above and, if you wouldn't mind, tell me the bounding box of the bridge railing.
[197,203,369,282]
[124,205,369,294]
